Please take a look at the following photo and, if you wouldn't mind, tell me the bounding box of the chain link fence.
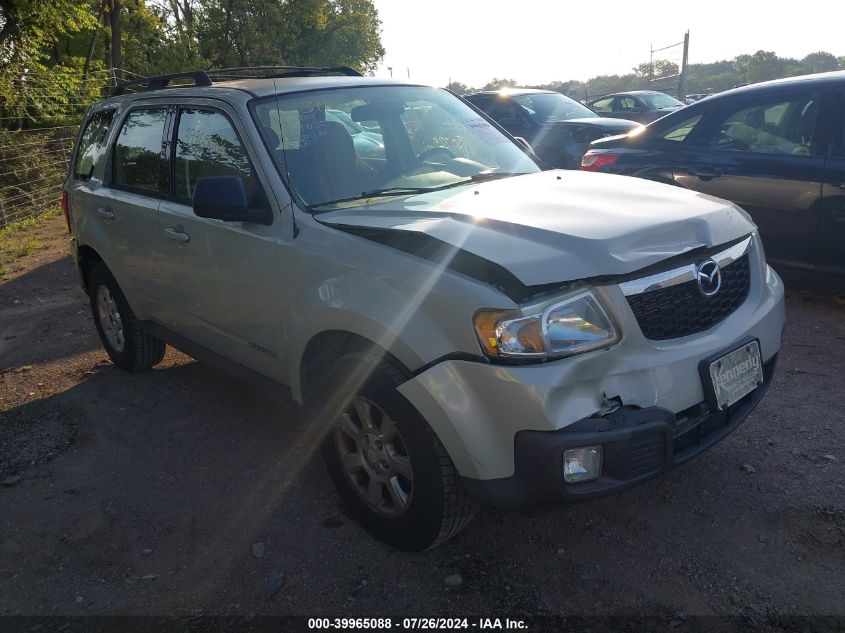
[0,67,141,230]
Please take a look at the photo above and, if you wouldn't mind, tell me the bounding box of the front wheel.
[88,263,165,372]
[318,352,477,551]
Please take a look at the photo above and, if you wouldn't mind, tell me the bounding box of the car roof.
[465,88,555,98]
[590,90,667,100]
[706,70,845,100]
[99,76,432,106]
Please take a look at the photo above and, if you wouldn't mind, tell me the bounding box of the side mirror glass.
[192,176,271,225]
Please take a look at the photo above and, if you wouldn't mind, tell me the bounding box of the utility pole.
[678,30,690,100]
[649,42,654,83]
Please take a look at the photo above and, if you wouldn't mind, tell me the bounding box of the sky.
[370,0,844,88]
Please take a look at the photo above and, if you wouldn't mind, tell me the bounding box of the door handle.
[97,207,115,220]
[688,168,722,181]
[165,226,190,243]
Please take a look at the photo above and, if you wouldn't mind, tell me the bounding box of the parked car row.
[463,89,641,168]
[461,88,689,167]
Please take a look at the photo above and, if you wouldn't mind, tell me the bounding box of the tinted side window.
[113,109,167,191]
[617,97,637,112]
[700,94,820,156]
[591,97,613,112]
[74,110,115,179]
[661,114,703,142]
[174,109,255,201]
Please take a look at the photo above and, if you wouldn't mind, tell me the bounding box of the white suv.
[64,67,785,551]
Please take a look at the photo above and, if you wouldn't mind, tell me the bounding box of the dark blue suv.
[583,71,845,280]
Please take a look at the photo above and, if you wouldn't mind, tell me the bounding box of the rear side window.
[590,97,614,113]
[661,114,703,142]
[113,108,168,192]
[74,110,114,179]
[699,94,820,156]
[174,109,256,201]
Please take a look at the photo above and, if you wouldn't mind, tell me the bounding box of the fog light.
[563,446,603,483]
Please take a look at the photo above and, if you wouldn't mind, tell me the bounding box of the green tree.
[195,0,383,72]
[480,77,517,91]
[633,59,678,79]
[445,80,472,95]
[801,51,839,73]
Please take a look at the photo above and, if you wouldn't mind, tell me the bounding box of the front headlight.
[474,290,619,361]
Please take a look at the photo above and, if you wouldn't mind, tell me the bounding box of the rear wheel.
[317,352,477,551]
[88,263,165,372]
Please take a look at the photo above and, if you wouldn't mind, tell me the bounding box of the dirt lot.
[1,218,843,622]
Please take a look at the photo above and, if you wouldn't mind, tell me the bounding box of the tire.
[87,262,165,372]
[316,352,477,551]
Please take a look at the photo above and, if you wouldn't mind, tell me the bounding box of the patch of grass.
[0,207,58,274]
[1,206,62,234]
[6,235,43,258]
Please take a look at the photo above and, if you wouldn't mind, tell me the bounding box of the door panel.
[102,107,169,316]
[156,201,284,377]
[671,92,826,270]
[818,92,845,275]
[817,178,845,275]
[153,106,285,378]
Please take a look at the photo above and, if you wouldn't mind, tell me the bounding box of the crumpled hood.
[317,170,756,287]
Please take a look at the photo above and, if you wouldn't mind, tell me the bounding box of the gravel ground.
[0,218,843,624]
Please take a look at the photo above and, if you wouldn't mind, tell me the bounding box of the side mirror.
[192,176,271,225]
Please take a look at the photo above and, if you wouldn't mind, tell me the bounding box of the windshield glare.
[513,92,597,122]
[254,85,539,209]
[641,93,683,109]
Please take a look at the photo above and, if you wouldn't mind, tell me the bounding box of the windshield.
[641,92,684,109]
[513,92,597,122]
[253,85,539,210]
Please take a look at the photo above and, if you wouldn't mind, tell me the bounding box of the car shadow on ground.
[0,256,99,368]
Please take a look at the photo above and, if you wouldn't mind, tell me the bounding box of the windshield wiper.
[308,172,527,211]
[309,186,444,211]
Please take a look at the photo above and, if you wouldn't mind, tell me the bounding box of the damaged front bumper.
[463,354,777,512]
[397,262,785,509]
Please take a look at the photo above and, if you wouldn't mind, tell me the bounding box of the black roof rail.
[111,70,212,96]
[206,66,363,80]
[110,66,363,97]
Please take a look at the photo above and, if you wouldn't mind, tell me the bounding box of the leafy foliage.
[0,0,384,228]
[453,50,845,100]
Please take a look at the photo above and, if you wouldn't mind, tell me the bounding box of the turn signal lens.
[473,291,618,361]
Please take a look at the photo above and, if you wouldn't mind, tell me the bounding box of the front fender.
[285,267,489,402]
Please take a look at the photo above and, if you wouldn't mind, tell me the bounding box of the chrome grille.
[626,254,751,340]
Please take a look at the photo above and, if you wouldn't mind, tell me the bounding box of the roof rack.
[207,66,362,80]
[110,66,362,96]
[111,71,212,96]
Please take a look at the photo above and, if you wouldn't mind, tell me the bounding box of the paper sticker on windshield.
[462,117,507,144]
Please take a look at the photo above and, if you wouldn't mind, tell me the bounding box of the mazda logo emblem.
[695,259,722,297]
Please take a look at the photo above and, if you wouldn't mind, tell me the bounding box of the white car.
[65,67,785,551]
